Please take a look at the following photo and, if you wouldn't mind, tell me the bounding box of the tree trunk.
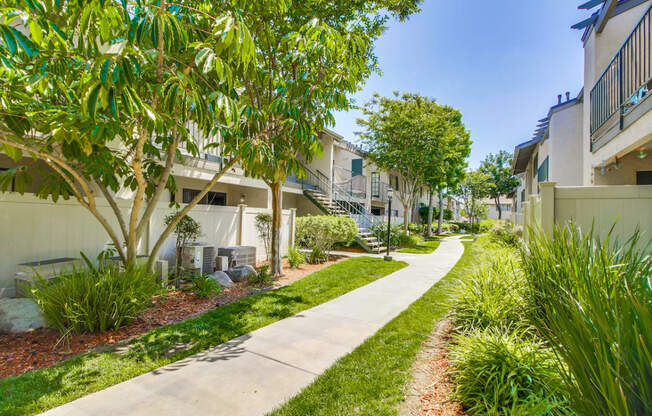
[437,189,444,234]
[270,181,284,277]
[403,202,409,234]
[495,196,502,220]
[426,190,434,237]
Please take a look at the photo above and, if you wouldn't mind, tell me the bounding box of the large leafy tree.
[229,1,422,277]
[456,170,493,232]
[479,150,519,220]
[0,0,257,269]
[359,92,460,233]
[421,106,471,236]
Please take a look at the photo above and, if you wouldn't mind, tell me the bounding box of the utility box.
[14,257,82,297]
[215,256,230,272]
[182,243,215,275]
[217,246,256,268]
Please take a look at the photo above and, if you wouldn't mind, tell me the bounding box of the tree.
[479,150,519,220]
[164,212,202,281]
[0,0,257,270]
[456,170,493,233]
[420,107,471,236]
[230,1,421,277]
[359,93,469,234]
[254,213,272,262]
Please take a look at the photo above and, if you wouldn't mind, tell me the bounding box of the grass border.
[1,257,407,416]
[267,240,475,416]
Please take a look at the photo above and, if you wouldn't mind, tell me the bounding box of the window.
[391,175,399,191]
[521,189,525,202]
[371,207,382,216]
[371,172,380,198]
[351,159,363,177]
[636,171,652,185]
[182,189,226,206]
[538,156,549,183]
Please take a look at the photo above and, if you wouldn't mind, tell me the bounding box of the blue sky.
[332,0,589,168]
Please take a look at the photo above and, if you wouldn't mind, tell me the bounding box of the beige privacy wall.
[522,182,652,248]
[0,193,294,297]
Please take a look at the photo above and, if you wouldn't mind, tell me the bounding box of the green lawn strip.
[398,239,441,254]
[0,257,407,416]
[268,241,475,416]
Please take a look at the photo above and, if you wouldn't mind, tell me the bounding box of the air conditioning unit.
[182,243,215,275]
[217,246,256,268]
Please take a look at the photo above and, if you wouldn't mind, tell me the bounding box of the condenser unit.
[182,243,215,275]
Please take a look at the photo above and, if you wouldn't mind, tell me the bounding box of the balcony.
[590,3,652,150]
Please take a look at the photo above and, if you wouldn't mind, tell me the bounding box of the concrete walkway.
[41,237,465,416]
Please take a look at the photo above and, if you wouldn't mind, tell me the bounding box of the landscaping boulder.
[0,298,45,333]
[225,265,257,283]
[209,271,234,288]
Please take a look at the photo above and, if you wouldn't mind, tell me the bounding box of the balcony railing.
[590,3,652,143]
[333,164,366,200]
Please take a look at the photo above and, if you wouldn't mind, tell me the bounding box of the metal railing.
[590,3,652,138]
[333,164,366,200]
[299,165,381,230]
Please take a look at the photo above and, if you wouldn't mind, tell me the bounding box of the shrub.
[451,221,479,234]
[489,222,521,247]
[440,222,459,233]
[407,222,424,235]
[28,266,159,334]
[371,222,403,248]
[254,213,273,261]
[288,246,305,269]
[399,232,423,247]
[164,211,202,279]
[450,327,572,416]
[191,274,221,298]
[452,248,527,331]
[295,216,358,263]
[479,218,500,232]
[521,225,652,416]
[249,265,273,285]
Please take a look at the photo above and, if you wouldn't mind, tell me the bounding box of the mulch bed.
[0,256,346,380]
[400,320,467,416]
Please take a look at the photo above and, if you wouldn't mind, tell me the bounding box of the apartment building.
[0,127,433,296]
[511,0,652,243]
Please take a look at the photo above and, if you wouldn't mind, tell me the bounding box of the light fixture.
[637,147,649,159]
[239,194,246,204]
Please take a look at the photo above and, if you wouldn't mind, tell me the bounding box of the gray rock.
[209,271,234,288]
[225,265,257,283]
[0,298,46,333]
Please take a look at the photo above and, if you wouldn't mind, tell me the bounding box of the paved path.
[42,237,465,416]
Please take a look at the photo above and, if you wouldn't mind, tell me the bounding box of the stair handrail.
[301,164,382,231]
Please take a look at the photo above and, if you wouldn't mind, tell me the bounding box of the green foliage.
[450,327,573,416]
[440,222,459,233]
[254,213,273,260]
[191,274,221,298]
[400,232,423,247]
[164,212,202,278]
[479,151,520,220]
[521,225,652,416]
[249,265,273,286]
[452,241,527,331]
[456,170,494,229]
[489,222,522,247]
[451,221,479,234]
[295,216,358,260]
[370,222,404,248]
[27,266,158,334]
[479,218,500,232]
[359,92,471,234]
[288,247,305,269]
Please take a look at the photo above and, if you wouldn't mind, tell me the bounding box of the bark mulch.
[0,255,346,380]
[400,320,467,416]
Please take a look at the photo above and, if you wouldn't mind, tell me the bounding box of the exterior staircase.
[301,175,387,254]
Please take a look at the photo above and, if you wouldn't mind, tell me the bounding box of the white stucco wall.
[548,101,584,186]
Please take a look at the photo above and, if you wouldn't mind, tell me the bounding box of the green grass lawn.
[268,240,475,416]
[398,238,441,254]
[0,257,407,416]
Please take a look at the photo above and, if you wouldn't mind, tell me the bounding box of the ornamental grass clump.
[521,224,652,416]
[452,249,528,331]
[449,327,573,416]
[28,265,159,334]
